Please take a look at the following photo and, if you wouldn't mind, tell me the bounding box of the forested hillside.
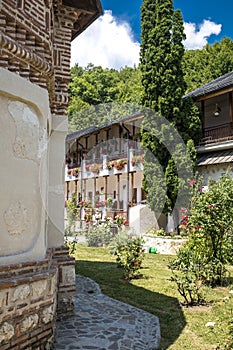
[68,37,233,131]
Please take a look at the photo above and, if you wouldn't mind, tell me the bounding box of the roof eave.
[67,0,103,41]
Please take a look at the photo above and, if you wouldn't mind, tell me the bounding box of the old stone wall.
[0,246,76,349]
[143,235,187,255]
[0,249,57,349]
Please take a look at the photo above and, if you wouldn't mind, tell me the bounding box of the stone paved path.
[55,275,160,350]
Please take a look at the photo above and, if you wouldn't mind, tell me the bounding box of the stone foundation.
[53,246,76,320]
[0,246,75,349]
[143,235,187,255]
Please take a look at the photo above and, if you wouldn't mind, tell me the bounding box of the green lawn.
[72,243,233,350]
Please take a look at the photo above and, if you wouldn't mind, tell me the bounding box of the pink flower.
[180,207,186,213]
[188,180,196,185]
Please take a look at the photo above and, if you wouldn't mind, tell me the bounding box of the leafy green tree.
[70,63,120,105]
[117,67,143,103]
[183,37,233,93]
[140,0,201,225]
[68,64,143,131]
[68,37,233,131]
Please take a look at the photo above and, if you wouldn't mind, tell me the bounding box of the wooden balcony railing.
[198,123,233,146]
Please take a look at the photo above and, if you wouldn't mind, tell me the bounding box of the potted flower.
[114,159,127,170]
[78,200,91,208]
[107,197,113,208]
[73,168,79,177]
[96,200,107,208]
[84,212,93,223]
[106,161,114,171]
[115,214,124,227]
[131,155,143,167]
[90,163,101,174]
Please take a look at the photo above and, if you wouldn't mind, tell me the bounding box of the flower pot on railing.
[114,159,127,171]
[90,163,101,174]
[131,155,144,168]
[72,168,79,177]
[105,160,114,171]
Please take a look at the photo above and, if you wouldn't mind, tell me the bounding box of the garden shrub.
[114,236,145,280]
[65,239,78,255]
[66,195,79,235]
[169,247,210,305]
[170,174,233,304]
[85,222,116,247]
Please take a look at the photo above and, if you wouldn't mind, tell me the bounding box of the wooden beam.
[66,181,69,201]
[229,91,233,123]
[104,176,108,201]
[195,86,233,102]
[130,173,134,202]
[201,100,205,130]
[93,177,96,206]
[63,0,98,13]
[117,174,120,210]
[74,180,78,202]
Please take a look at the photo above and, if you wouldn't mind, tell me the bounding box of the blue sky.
[101,0,232,43]
[71,0,233,69]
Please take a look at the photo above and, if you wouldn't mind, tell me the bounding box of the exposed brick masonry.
[0,0,101,114]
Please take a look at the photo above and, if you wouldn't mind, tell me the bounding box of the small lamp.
[213,103,221,117]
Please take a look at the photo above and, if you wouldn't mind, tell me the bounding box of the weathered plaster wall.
[129,205,159,234]
[0,68,48,264]
[48,115,68,248]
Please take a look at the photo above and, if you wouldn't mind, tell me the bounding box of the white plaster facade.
[0,68,68,264]
[0,68,49,264]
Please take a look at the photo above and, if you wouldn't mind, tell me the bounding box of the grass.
[72,243,233,350]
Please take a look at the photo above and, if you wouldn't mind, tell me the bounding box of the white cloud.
[184,19,222,50]
[71,10,140,70]
[71,13,222,69]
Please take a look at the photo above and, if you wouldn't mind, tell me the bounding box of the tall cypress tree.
[140,0,201,228]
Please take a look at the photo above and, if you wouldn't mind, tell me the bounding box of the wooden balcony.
[198,123,233,146]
